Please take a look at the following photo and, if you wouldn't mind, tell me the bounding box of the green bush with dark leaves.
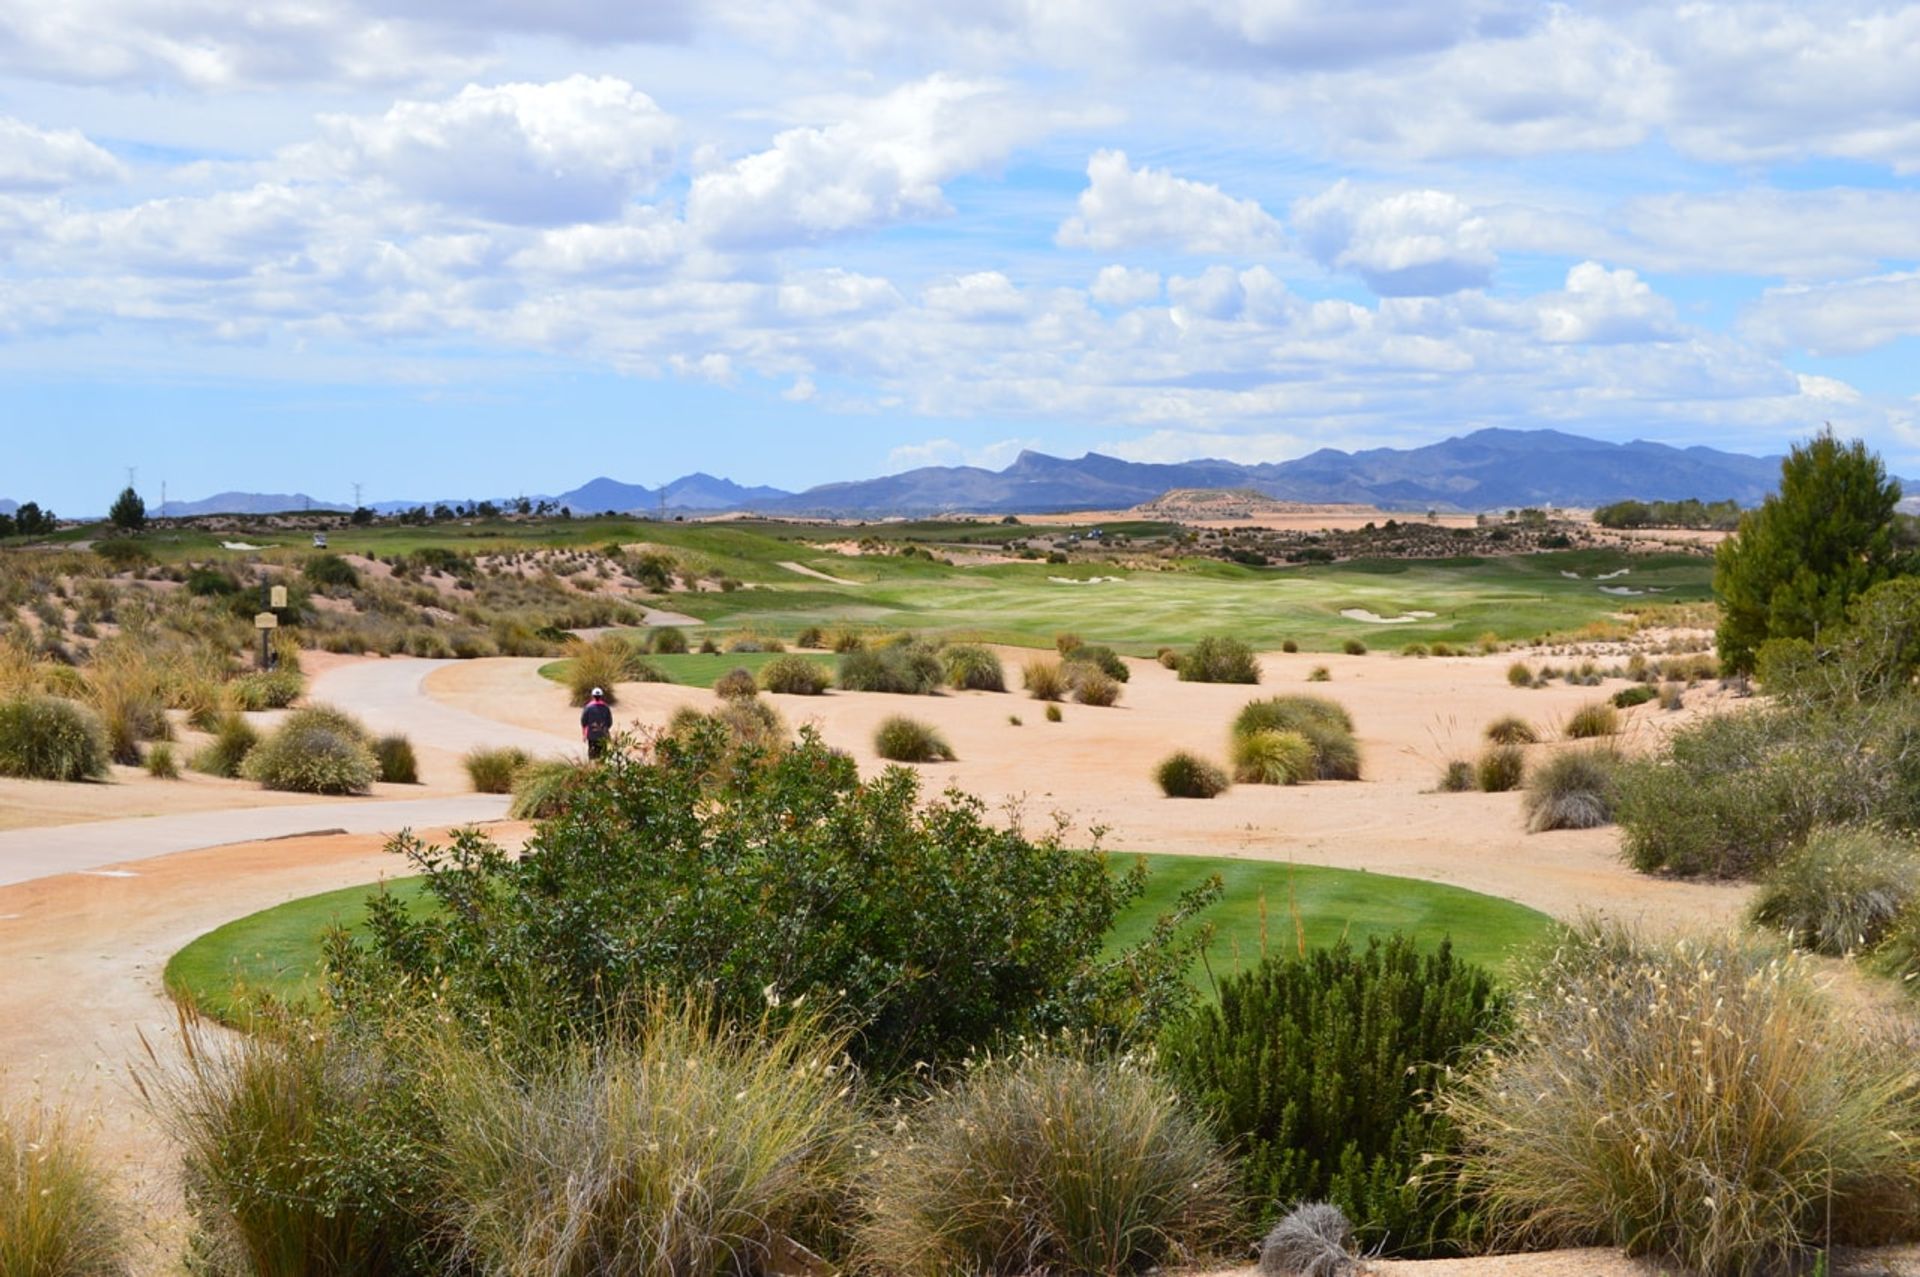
[1178,636,1261,684]
[1161,936,1504,1257]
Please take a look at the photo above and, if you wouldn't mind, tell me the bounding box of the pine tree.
[108,485,146,532]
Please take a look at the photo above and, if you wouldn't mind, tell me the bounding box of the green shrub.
[193,712,260,779]
[1231,729,1313,785]
[1475,744,1525,793]
[1523,748,1621,832]
[1438,759,1475,792]
[874,715,955,763]
[1483,715,1537,745]
[1506,662,1533,687]
[463,746,528,794]
[668,700,789,756]
[1156,751,1230,799]
[1750,826,1920,955]
[1610,684,1658,709]
[374,734,418,784]
[1053,632,1083,655]
[713,667,759,700]
[759,655,832,695]
[302,552,359,590]
[243,706,378,795]
[1231,697,1360,780]
[863,1049,1234,1276]
[1401,642,1429,657]
[431,1000,861,1277]
[829,628,866,653]
[1563,702,1619,739]
[1444,922,1920,1276]
[508,758,591,820]
[1064,644,1129,683]
[1281,639,1300,653]
[0,695,108,781]
[0,1102,129,1277]
[1156,647,1180,668]
[1162,936,1503,1256]
[1178,636,1261,683]
[649,626,690,654]
[942,643,1006,692]
[794,625,825,649]
[228,670,304,711]
[146,741,180,779]
[149,1014,442,1276]
[1045,703,1063,723]
[1307,665,1330,682]
[1070,666,1122,707]
[1341,638,1367,656]
[838,640,943,695]
[333,727,1202,1077]
[1022,657,1067,701]
[563,635,664,706]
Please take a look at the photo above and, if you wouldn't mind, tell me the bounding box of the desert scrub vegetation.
[1482,715,1537,745]
[648,626,690,654]
[1231,696,1361,780]
[226,669,304,712]
[373,734,418,784]
[0,1100,130,1277]
[668,698,788,755]
[1070,665,1123,707]
[1063,643,1130,683]
[1021,657,1068,701]
[243,705,379,795]
[1178,635,1261,684]
[759,654,832,695]
[874,715,955,762]
[941,642,1006,692]
[1749,826,1920,955]
[145,741,180,779]
[1307,664,1330,682]
[1438,759,1475,792]
[428,997,863,1277]
[1163,936,1504,1256]
[713,666,759,700]
[1506,661,1533,688]
[1156,750,1230,799]
[837,638,943,695]
[1522,748,1621,832]
[1475,744,1525,793]
[862,1049,1234,1276]
[1230,729,1314,785]
[0,693,108,781]
[1562,701,1619,738]
[1341,637,1367,656]
[562,634,665,705]
[191,712,259,779]
[1443,921,1920,1276]
[462,746,529,794]
[508,758,591,820]
[1610,683,1658,709]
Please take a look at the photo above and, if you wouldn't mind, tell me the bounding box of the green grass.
[167,855,1551,1023]
[538,648,837,690]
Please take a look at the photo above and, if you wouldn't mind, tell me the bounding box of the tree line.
[1593,497,1741,529]
[0,501,58,538]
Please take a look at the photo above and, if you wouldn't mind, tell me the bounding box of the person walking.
[581,687,614,760]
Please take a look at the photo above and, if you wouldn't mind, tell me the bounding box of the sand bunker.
[1598,586,1645,595]
[220,540,268,550]
[1340,608,1438,623]
[1597,568,1631,580]
[1049,575,1124,585]
[778,561,860,586]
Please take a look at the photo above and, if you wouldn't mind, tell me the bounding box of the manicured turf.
[538,649,839,690]
[165,854,1553,1024]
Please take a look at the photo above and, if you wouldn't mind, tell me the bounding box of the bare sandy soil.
[426,648,1750,929]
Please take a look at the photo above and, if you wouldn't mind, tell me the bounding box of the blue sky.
[1,1,1918,512]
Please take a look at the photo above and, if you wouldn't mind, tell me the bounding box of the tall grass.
[1071,666,1123,707]
[84,645,170,765]
[463,746,529,794]
[1475,744,1525,793]
[429,998,863,1277]
[1563,702,1619,739]
[874,715,955,762]
[1750,826,1920,955]
[861,1050,1234,1276]
[1483,715,1537,745]
[838,641,943,695]
[563,636,664,706]
[374,734,418,784]
[192,712,260,779]
[1444,922,1920,1276]
[0,694,109,781]
[1522,748,1621,832]
[759,655,832,695]
[1231,729,1313,785]
[943,643,1006,692]
[1022,658,1068,701]
[509,759,591,820]
[1231,696,1360,780]
[0,1101,129,1277]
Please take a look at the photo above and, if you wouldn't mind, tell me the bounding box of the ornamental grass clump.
[1522,748,1621,832]
[1156,751,1230,799]
[759,655,832,695]
[374,734,418,784]
[508,758,593,820]
[462,746,529,794]
[861,1049,1234,1277]
[0,1101,130,1277]
[192,712,259,779]
[1444,921,1920,1277]
[713,667,759,700]
[0,694,108,781]
[1231,696,1361,781]
[1071,666,1123,707]
[1231,729,1314,785]
[1437,759,1475,793]
[1750,826,1920,955]
[1563,701,1619,739]
[1483,715,1537,745]
[227,669,304,712]
[1475,744,1525,793]
[942,643,1006,692]
[242,706,378,795]
[1178,636,1261,684]
[563,635,665,706]
[1064,644,1129,683]
[874,715,955,763]
[1022,658,1068,701]
[837,640,943,695]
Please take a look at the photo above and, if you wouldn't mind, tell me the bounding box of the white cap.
[591,687,604,698]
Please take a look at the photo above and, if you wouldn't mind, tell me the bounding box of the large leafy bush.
[0,694,108,781]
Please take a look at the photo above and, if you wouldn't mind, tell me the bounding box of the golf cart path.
[309,656,572,755]
[777,559,861,585]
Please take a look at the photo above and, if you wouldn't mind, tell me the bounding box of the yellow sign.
[269,585,288,609]
[254,612,279,629]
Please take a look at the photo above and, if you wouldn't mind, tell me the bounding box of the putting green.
[165,854,1553,1025]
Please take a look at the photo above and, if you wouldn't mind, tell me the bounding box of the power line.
[352,482,364,509]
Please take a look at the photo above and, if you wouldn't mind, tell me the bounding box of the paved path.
[0,795,508,886]
[308,656,572,755]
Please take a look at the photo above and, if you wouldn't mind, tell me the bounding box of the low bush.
[0,1101,130,1277]
[1156,647,1181,668]
[874,715,955,763]
[563,635,665,706]
[1341,638,1367,656]
[862,1050,1234,1276]
[1156,751,1230,799]
[829,628,867,653]
[838,640,943,695]
[1231,729,1313,785]
[1444,922,1920,1276]
[1523,748,1620,832]
[1232,697,1361,781]
[942,643,1006,692]
[302,552,360,590]
[1610,684,1657,709]
[432,998,861,1276]
[1045,703,1063,723]
[1281,639,1300,653]
[1054,632,1083,655]
[1749,826,1920,955]
[1259,1203,1354,1277]
[1065,643,1129,683]
[759,655,832,695]
[146,742,180,779]
[1483,715,1537,745]
[649,626,690,654]
[1022,658,1068,701]
[244,706,379,795]
[1071,666,1123,707]
[1163,936,1503,1255]
[192,712,261,779]
[1563,702,1619,739]
[1401,642,1429,657]
[508,758,591,820]
[1506,662,1533,687]
[1438,759,1474,792]
[367,734,417,785]
[1307,666,1330,682]
[713,667,759,700]
[668,699,788,755]
[0,694,108,781]
[463,746,529,794]
[227,669,304,712]
[794,625,825,648]
[724,631,784,654]
[1475,744,1525,793]
[1179,636,1261,684]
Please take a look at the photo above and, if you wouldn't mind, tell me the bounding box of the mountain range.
[17,428,1862,521]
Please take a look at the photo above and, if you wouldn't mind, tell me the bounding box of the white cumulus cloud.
[1292,180,1496,296]
[1534,262,1677,345]
[1057,150,1281,255]
[0,116,125,191]
[1089,264,1162,306]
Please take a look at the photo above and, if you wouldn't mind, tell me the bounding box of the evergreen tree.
[108,485,146,532]
[1715,429,1906,672]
